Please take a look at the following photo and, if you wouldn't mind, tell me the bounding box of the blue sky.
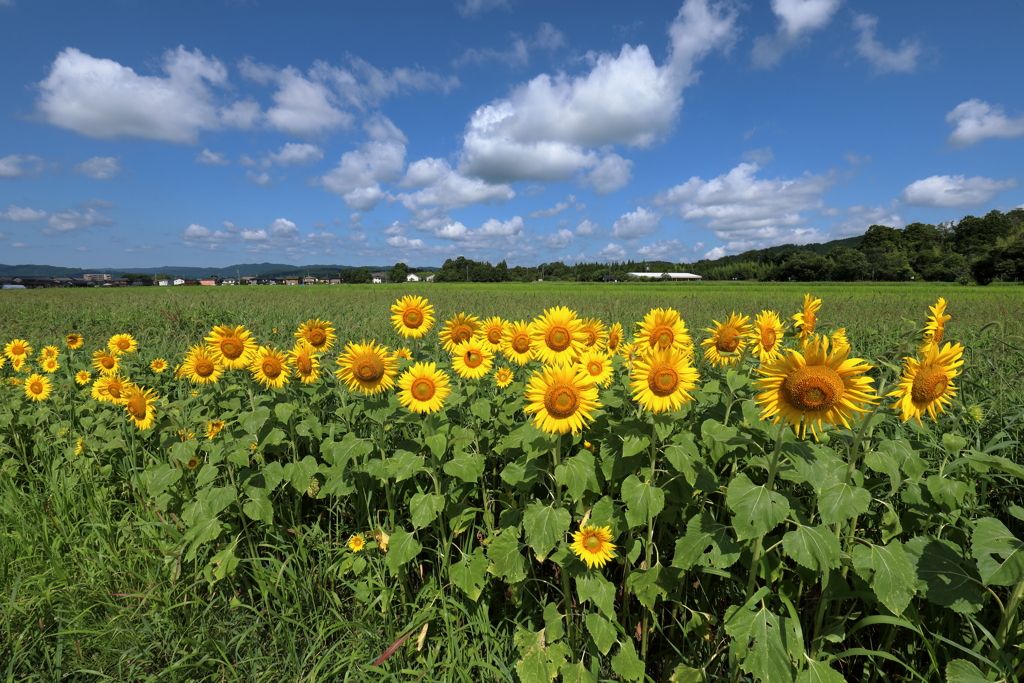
[1,0,1022,269]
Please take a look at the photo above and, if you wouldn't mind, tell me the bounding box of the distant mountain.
[0,262,442,279]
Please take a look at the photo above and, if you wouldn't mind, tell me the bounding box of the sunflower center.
[546,326,572,352]
[933,327,944,345]
[108,384,122,399]
[220,339,242,360]
[487,328,502,344]
[117,340,130,351]
[911,365,949,403]
[308,330,327,346]
[12,344,25,355]
[127,394,148,420]
[652,326,672,348]
[195,360,215,378]
[648,363,680,397]
[513,334,531,354]
[585,331,597,347]
[451,324,473,345]
[587,361,603,376]
[296,355,313,374]
[412,377,435,401]
[30,380,43,395]
[101,356,115,369]
[262,357,282,379]
[804,313,816,333]
[608,335,620,350]
[716,328,740,353]
[355,355,384,381]
[781,365,844,412]
[761,327,777,350]
[544,384,579,418]
[584,534,602,551]
[464,351,483,368]
[403,309,423,327]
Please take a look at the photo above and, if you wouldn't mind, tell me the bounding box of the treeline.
[430,256,692,283]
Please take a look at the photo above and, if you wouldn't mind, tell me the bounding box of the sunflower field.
[2,283,1024,682]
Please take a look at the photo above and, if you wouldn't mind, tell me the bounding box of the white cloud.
[74,156,121,180]
[196,149,230,165]
[831,203,903,237]
[434,216,524,244]
[852,14,921,74]
[46,208,116,233]
[742,147,773,164]
[182,223,226,242]
[752,0,841,69]
[239,154,271,169]
[397,158,515,215]
[320,116,407,210]
[246,170,274,186]
[637,239,686,259]
[456,23,565,68]
[900,174,1018,208]
[946,99,1024,148]
[269,218,299,237]
[241,229,268,241]
[387,235,426,248]
[704,246,727,259]
[598,242,627,259]
[575,219,599,236]
[584,154,633,194]
[0,205,47,222]
[528,196,574,218]
[543,228,574,249]
[268,142,324,166]
[0,154,44,178]
[457,0,509,17]
[612,206,660,239]
[10,242,29,248]
[239,60,351,138]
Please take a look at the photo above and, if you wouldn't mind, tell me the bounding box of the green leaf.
[523,502,571,561]
[443,451,485,483]
[382,450,424,482]
[589,495,626,538]
[144,463,182,496]
[852,541,917,614]
[724,604,797,683]
[555,451,599,502]
[585,612,617,655]
[972,517,1024,586]
[514,629,568,683]
[196,463,219,488]
[621,434,650,460]
[796,659,845,683]
[543,602,565,642]
[942,433,968,456]
[324,431,373,466]
[282,455,319,493]
[945,659,988,683]
[242,491,273,524]
[274,402,295,424]
[561,661,597,683]
[183,515,224,561]
[669,663,703,683]
[576,572,616,617]
[449,547,488,601]
[926,475,969,511]
[238,406,271,435]
[665,435,718,492]
[864,449,902,496]
[425,433,447,458]
[904,536,984,614]
[626,564,666,610]
[727,473,790,541]
[621,474,665,528]
[817,481,871,526]
[487,527,527,584]
[409,492,446,530]
[385,528,422,576]
[784,441,842,493]
[783,524,841,573]
[879,439,926,482]
[673,511,741,570]
[210,540,239,581]
[470,398,491,422]
[610,639,645,682]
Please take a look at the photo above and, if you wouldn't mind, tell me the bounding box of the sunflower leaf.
[796,659,845,683]
[443,451,485,483]
[610,639,645,682]
[673,511,741,570]
[555,451,599,502]
[523,502,571,561]
[972,517,1024,586]
[576,572,616,617]
[904,535,984,613]
[626,564,666,610]
[585,612,617,655]
[817,481,871,526]
[852,540,917,614]
[487,526,527,584]
[724,603,797,683]
[783,524,841,572]
[727,473,790,541]
[449,547,488,602]
[385,527,422,576]
[621,475,665,528]
[409,492,446,530]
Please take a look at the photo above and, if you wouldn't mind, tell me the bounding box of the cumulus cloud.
[196,149,230,165]
[269,218,299,237]
[584,154,633,194]
[752,0,841,68]
[900,174,1018,208]
[241,228,268,241]
[543,228,574,249]
[246,170,274,186]
[320,116,407,210]
[0,205,47,222]
[598,242,627,259]
[612,207,660,239]
[397,157,515,221]
[528,195,574,218]
[0,154,44,178]
[387,235,426,249]
[575,219,599,236]
[240,58,350,138]
[852,14,921,74]
[268,142,324,166]
[457,0,509,17]
[434,216,524,246]
[46,207,116,233]
[73,156,121,180]
[946,99,1024,148]
[637,239,686,260]
[831,203,903,237]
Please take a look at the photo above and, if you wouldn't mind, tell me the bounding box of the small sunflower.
[11,356,27,372]
[397,362,451,414]
[92,374,132,404]
[634,308,692,357]
[250,346,292,389]
[755,335,877,439]
[75,438,84,455]
[530,306,587,366]
[0,356,5,370]
[606,322,624,353]
[41,357,60,373]
[335,341,397,395]
[39,345,60,360]
[65,333,84,350]
[570,525,616,569]
[289,344,322,384]
[393,347,413,361]
[751,311,785,365]
[702,312,753,368]
[391,296,436,339]
[830,328,850,353]
[523,364,600,435]
[451,339,494,380]
[791,294,822,342]
[888,342,964,424]
[123,385,158,431]
[630,347,700,414]
[206,420,226,440]
[205,325,258,370]
[480,317,508,352]
[108,333,138,354]
[578,349,614,388]
[181,345,224,385]
[178,429,196,442]
[185,456,201,470]
[150,358,168,373]
[494,366,515,388]
[348,534,366,553]
[579,317,609,350]
[295,318,336,352]
[920,297,951,353]
[92,349,121,375]
[4,339,33,362]
[502,320,534,365]
[75,370,91,385]
[439,313,481,352]
[24,374,53,402]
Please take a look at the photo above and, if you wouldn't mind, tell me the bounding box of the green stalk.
[743,424,786,601]
[991,577,1024,667]
[552,434,575,652]
[641,418,658,658]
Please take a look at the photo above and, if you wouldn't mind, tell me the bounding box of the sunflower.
[791,294,822,342]
[289,344,322,384]
[606,322,624,353]
[75,438,84,455]
[185,456,201,470]
[888,342,964,424]
[335,341,397,395]
[66,333,84,350]
[630,347,699,414]
[123,385,158,431]
[502,320,534,365]
[24,374,53,402]
[348,534,366,553]
[570,525,616,569]
[524,364,600,434]
[205,325,258,370]
[75,370,91,385]
[702,312,753,368]
[494,366,515,388]
[451,340,493,380]
[39,345,60,359]
[150,358,168,373]
[830,328,850,353]
[108,333,138,354]
[181,345,224,385]
[206,420,226,440]
[634,307,693,357]
[751,311,785,364]
[0,356,5,370]
[579,317,609,350]
[578,349,614,388]
[393,347,413,361]
[397,362,451,414]
[920,297,951,353]
[480,317,508,352]
[250,346,292,389]
[4,339,32,362]
[390,296,436,339]
[530,306,587,366]
[295,318,336,352]
[755,335,877,439]
[92,349,121,375]
[439,313,481,352]
[11,356,27,372]
[92,374,132,404]
[41,357,60,373]
[619,342,638,369]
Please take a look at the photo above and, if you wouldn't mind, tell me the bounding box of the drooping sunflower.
[181,345,224,385]
[830,328,850,354]
[393,347,413,361]
[397,362,451,414]
[439,313,481,352]
[755,335,877,439]
[335,341,397,395]
[494,366,515,388]
[11,356,27,372]
[502,320,534,365]
[294,318,336,352]
[523,364,600,434]
[92,349,121,375]
[888,341,964,424]
[579,317,609,351]
[205,325,258,370]
[289,344,321,384]
[4,339,32,362]
[123,385,158,431]
[108,333,138,354]
[39,345,60,360]
[24,374,53,402]
[65,333,84,350]
[791,294,822,342]
[634,307,692,356]
[479,317,508,353]
[206,420,226,440]
[41,357,60,373]
[630,347,699,414]
[75,370,91,385]
[606,322,624,353]
[702,312,753,368]
[570,525,616,569]
[92,374,132,404]
[530,306,587,366]
[150,358,168,373]
[919,297,951,353]
[578,349,614,388]
[751,311,785,365]
[250,346,292,389]
[619,342,638,369]
[75,438,84,455]
[451,339,493,380]
[0,356,5,370]
[348,534,366,553]
[390,296,435,340]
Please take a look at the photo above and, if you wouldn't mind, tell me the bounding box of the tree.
[827,247,869,281]
[390,262,410,283]
[953,210,1013,257]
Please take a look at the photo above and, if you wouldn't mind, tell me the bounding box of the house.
[83,273,111,282]
[626,272,702,280]
[157,279,170,286]
[371,271,387,284]
[220,277,238,286]
[425,274,435,282]
[241,276,257,284]
[173,278,185,286]
[184,280,199,286]
[131,278,153,286]
[199,277,218,286]
[406,273,420,282]
[283,278,299,285]
[257,278,278,285]
[328,278,341,284]
[602,275,618,282]
[302,276,317,285]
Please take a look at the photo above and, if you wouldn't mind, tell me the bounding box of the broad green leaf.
[904,536,984,614]
[726,368,748,393]
[196,463,219,488]
[926,475,969,511]
[274,402,295,424]
[942,433,968,456]
[543,602,564,641]
[727,473,790,541]
[945,659,988,683]
[669,663,703,683]
[409,492,445,530]
[817,482,871,526]
[864,449,902,495]
[523,502,571,561]
[665,435,718,492]
[561,661,596,683]
[210,540,239,581]
[324,432,373,466]
[238,406,271,435]
[626,564,666,609]
[621,434,650,460]
[589,495,626,538]
[449,547,488,601]
[783,524,841,572]
[487,527,527,584]
[621,474,665,528]
[796,659,845,683]
[852,541,917,614]
[242,491,273,524]
[972,517,1024,586]
[184,515,224,561]
[673,511,741,570]
[385,528,422,576]
[282,455,319,493]
[443,451,485,483]
[610,639,645,682]
[784,441,842,493]
[585,612,616,655]
[576,572,616,617]
[383,450,424,482]
[470,398,491,422]
[555,451,599,502]
[144,463,182,496]
[878,439,926,482]
[724,604,797,683]
[425,433,447,458]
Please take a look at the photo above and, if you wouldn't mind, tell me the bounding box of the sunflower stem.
[744,424,786,602]
[552,434,576,654]
[641,418,658,659]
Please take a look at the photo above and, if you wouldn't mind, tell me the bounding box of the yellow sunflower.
[606,322,624,353]
[289,344,322,384]
[530,306,587,366]
[123,385,158,431]
[92,349,121,375]
[335,341,397,395]
[390,296,436,339]
[40,345,60,359]
[250,346,292,389]
[570,525,616,569]
[294,318,336,352]
[523,364,600,435]
[579,317,609,350]
[578,349,614,388]
[185,456,201,470]
[494,366,515,388]
[634,307,693,356]
[150,358,168,373]
[75,370,91,385]
[755,335,877,439]
[65,333,84,350]
[630,347,699,413]
[393,347,413,361]
[4,339,32,362]
[751,311,785,365]
[11,356,27,372]
[92,374,132,404]
[397,362,451,414]
[451,339,493,380]
[439,313,481,352]
[919,297,951,353]
[702,312,753,368]
[180,345,224,385]
[888,342,964,424]
[205,325,258,370]
[0,356,5,370]
[480,317,508,352]
[830,328,850,354]
[41,357,60,373]
[502,320,534,365]
[791,294,822,342]
[348,534,366,552]
[206,420,226,439]
[24,374,53,402]
[75,438,84,455]
[108,333,138,354]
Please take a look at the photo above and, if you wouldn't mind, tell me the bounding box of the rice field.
[1,281,1023,682]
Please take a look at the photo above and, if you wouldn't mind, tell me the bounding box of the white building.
[173,278,185,286]
[406,273,420,282]
[626,272,702,280]
[157,279,170,286]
